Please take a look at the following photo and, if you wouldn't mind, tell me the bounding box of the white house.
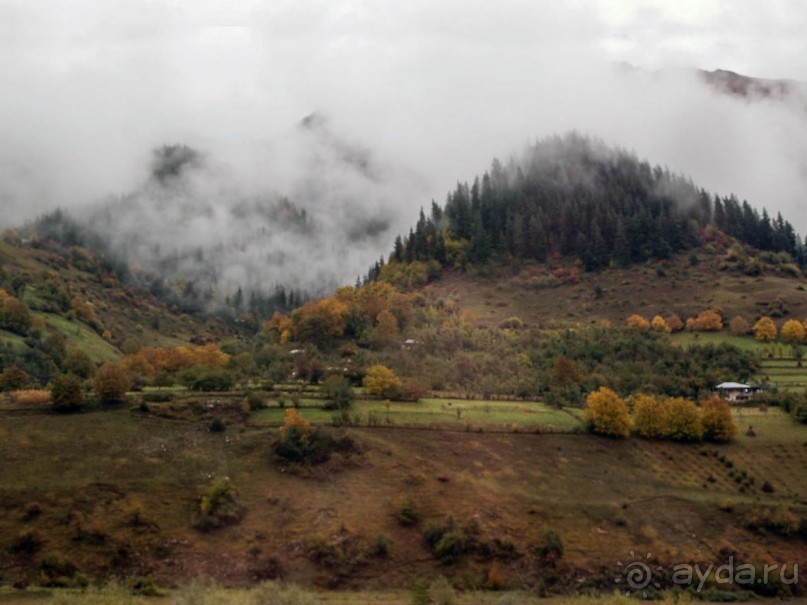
[715,382,759,403]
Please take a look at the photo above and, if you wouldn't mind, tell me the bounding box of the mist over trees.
[376,133,806,279]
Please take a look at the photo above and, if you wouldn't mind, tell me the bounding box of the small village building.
[715,382,760,403]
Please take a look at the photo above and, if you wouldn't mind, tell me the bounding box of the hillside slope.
[424,242,807,330]
[0,231,227,374]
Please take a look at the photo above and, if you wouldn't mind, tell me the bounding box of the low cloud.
[1,1,805,296]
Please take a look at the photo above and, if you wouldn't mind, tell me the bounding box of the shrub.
[246,391,267,411]
[499,316,524,329]
[51,373,84,413]
[372,534,390,557]
[583,387,632,438]
[537,529,564,561]
[1,366,30,391]
[423,515,470,563]
[396,496,421,526]
[9,529,43,554]
[274,409,334,465]
[178,365,234,392]
[322,375,354,410]
[192,477,244,532]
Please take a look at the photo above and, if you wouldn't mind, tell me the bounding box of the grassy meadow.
[0,390,805,602]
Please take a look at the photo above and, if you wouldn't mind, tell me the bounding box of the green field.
[249,397,583,432]
[35,312,122,363]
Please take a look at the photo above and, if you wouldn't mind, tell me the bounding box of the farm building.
[715,382,760,403]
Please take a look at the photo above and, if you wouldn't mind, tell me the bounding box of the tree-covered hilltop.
[371,133,805,282]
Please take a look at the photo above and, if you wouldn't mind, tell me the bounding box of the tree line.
[373,133,806,279]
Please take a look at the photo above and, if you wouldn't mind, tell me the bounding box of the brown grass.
[9,390,51,406]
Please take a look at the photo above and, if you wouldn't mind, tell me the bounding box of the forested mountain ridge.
[371,133,805,285]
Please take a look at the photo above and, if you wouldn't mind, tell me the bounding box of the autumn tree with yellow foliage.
[753,316,777,341]
[700,395,737,443]
[661,397,703,441]
[780,319,806,343]
[583,387,632,438]
[651,315,671,333]
[363,364,403,399]
[632,393,666,438]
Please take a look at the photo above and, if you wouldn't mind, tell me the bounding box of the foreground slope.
[0,403,804,596]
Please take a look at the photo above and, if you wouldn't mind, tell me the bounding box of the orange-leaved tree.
[583,387,631,438]
[626,315,650,330]
[700,395,737,443]
[753,316,777,341]
[290,297,349,347]
[693,310,723,332]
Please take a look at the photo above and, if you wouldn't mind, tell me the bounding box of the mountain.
[59,114,421,315]
[372,133,805,288]
[699,68,807,110]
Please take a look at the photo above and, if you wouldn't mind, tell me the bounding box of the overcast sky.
[1,0,806,239]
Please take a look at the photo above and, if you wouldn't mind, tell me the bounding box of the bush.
[8,529,43,554]
[537,529,564,561]
[372,534,390,557]
[423,515,471,563]
[51,373,84,413]
[322,375,354,410]
[1,365,30,391]
[93,363,131,404]
[192,477,244,532]
[247,390,268,411]
[178,365,234,392]
[396,496,421,526]
[274,409,334,465]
